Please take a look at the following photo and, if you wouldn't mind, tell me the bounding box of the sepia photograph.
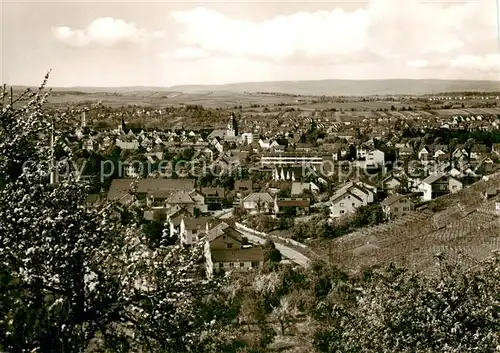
[1,0,500,352]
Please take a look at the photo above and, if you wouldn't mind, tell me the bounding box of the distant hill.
[12,79,500,96]
[168,79,500,96]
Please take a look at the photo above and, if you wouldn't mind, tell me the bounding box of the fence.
[234,222,308,249]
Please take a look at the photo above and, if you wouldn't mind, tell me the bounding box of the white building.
[329,181,376,218]
[260,152,324,166]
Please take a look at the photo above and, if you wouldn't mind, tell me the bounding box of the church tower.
[231,112,238,136]
[121,116,127,133]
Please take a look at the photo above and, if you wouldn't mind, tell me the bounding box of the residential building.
[381,194,414,218]
[107,178,196,205]
[242,192,274,214]
[381,174,402,194]
[179,217,210,246]
[291,182,320,196]
[329,181,376,218]
[419,174,450,201]
[260,151,324,166]
[205,222,264,276]
[275,198,310,216]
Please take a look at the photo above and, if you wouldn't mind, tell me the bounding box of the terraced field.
[312,172,500,273]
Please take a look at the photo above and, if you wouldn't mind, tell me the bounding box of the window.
[340,210,345,214]
[452,185,457,190]
[222,235,226,239]
[192,229,197,234]
[352,203,355,206]
[403,207,407,211]
[340,202,344,207]
[240,263,244,267]
[219,263,223,268]
[394,207,399,212]
[229,263,234,267]
[227,243,233,249]
[251,261,259,267]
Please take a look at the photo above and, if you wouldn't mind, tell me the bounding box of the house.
[419,174,450,201]
[291,182,320,196]
[398,147,413,157]
[418,146,430,161]
[179,217,211,246]
[329,181,376,218]
[205,222,264,276]
[200,187,226,210]
[116,139,140,150]
[240,132,253,144]
[234,180,253,193]
[381,194,414,218]
[329,190,365,218]
[275,198,310,216]
[200,187,225,205]
[381,174,402,194]
[242,192,274,214]
[210,137,224,153]
[107,178,196,206]
[362,149,385,168]
[448,176,464,194]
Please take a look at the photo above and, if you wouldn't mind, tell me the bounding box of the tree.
[270,296,297,335]
[449,137,460,164]
[312,256,500,353]
[409,137,422,155]
[464,137,476,162]
[422,133,434,146]
[0,81,233,352]
[263,240,282,265]
[434,136,444,146]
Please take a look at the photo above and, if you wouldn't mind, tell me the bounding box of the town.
[43,90,500,276]
[3,0,500,349]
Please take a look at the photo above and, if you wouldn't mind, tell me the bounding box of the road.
[238,229,310,267]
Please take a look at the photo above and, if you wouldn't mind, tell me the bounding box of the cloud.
[165,47,210,60]
[53,17,164,47]
[168,0,499,70]
[407,60,429,68]
[450,54,500,73]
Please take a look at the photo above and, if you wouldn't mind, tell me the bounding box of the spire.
[231,112,238,136]
[121,116,127,133]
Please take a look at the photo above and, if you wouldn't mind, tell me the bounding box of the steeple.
[121,116,127,133]
[230,112,238,136]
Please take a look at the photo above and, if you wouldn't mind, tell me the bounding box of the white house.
[291,182,320,196]
[210,138,224,153]
[418,146,430,161]
[240,132,253,145]
[329,181,375,218]
[419,174,450,201]
[242,192,274,214]
[364,149,385,168]
[179,217,210,246]
[330,190,365,218]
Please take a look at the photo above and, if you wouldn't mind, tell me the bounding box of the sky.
[1,0,500,87]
